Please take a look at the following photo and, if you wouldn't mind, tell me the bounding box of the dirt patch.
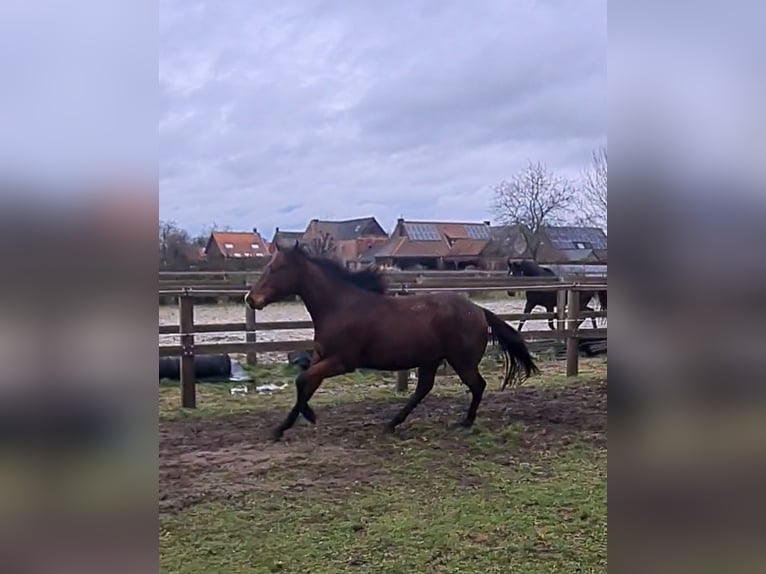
[160,379,606,514]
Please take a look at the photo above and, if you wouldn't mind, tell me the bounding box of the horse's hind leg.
[385,361,439,432]
[450,363,487,428]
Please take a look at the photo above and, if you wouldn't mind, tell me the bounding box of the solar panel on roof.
[545,227,607,249]
[465,225,490,240]
[405,223,440,240]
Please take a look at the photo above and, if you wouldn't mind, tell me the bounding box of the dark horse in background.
[507,259,607,331]
[245,242,539,441]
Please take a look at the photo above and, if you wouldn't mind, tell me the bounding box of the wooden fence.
[159,267,606,294]
[159,277,607,408]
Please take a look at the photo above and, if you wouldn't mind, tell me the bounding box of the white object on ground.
[255,383,288,393]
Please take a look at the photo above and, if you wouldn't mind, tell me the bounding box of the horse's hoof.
[302,407,317,424]
[381,422,396,435]
[271,429,284,442]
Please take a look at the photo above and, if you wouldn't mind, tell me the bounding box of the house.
[301,217,389,265]
[204,228,270,261]
[269,227,304,253]
[534,226,608,264]
[372,219,494,270]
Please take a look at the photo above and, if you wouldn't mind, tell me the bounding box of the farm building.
[302,217,389,266]
[372,218,496,270]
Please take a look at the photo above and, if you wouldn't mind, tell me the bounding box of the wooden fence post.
[566,289,580,377]
[179,294,196,408]
[245,306,257,365]
[556,288,567,332]
[396,370,409,392]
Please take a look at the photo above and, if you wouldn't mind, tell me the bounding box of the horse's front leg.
[272,356,346,441]
[545,304,556,330]
[518,300,535,331]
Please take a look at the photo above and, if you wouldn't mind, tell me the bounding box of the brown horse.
[245,243,540,441]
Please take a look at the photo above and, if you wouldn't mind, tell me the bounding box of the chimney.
[397,218,405,236]
[483,220,491,226]
[252,227,258,234]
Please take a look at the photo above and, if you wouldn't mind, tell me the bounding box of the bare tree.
[578,147,607,229]
[304,230,336,258]
[492,160,577,259]
[159,220,193,269]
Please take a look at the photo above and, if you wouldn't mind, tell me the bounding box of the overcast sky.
[160,0,606,236]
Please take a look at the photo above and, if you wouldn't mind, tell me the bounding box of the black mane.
[297,249,387,294]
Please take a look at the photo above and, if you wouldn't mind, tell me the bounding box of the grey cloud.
[160,0,606,234]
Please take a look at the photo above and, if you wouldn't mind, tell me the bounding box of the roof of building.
[401,221,491,241]
[540,226,608,250]
[307,217,387,240]
[270,229,304,248]
[554,248,600,263]
[354,241,387,264]
[206,231,270,259]
[446,238,490,257]
[374,219,492,259]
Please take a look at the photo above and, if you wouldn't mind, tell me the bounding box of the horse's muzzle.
[244,293,266,310]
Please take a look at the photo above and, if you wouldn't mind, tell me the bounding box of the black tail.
[482,308,540,389]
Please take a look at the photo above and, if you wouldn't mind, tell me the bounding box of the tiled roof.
[445,238,489,257]
[403,221,491,241]
[372,236,408,258]
[271,229,303,248]
[208,231,269,259]
[374,220,491,259]
[308,217,387,240]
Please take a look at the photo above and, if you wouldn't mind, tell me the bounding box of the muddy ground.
[160,379,606,514]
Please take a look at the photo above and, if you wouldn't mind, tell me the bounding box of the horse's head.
[245,241,304,310]
[508,259,546,277]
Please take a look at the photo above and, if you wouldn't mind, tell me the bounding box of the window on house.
[224,243,234,249]
[233,252,242,257]
[251,243,260,249]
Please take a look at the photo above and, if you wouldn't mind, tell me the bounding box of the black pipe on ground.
[159,354,232,382]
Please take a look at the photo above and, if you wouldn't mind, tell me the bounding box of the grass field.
[159,356,607,573]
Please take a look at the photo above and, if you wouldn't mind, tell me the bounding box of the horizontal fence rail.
[159,278,608,298]
[159,279,606,408]
[159,269,607,294]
